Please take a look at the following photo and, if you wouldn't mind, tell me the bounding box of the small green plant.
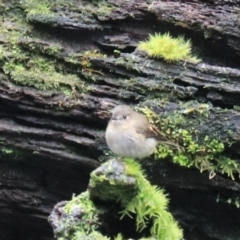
[216,195,240,208]
[0,147,14,155]
[139,105,240,180]
[138,32,200,63]
[113,49,121,56]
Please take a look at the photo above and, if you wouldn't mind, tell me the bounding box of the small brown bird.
[105,105,179,159]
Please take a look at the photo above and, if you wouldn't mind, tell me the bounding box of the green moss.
[0,10,90,97]
[0,144,24,161]
[0,146,14,155]
[73,0,116,21]
[114,233,123,240]
[4,62,84,96]
[1,45,89,97]
[58,232,110,240]
[114,234,156,240]
[121,158,183,240]
[55,191,116,240]
[58,185,159,239]
[96,4,116,20]
[216,194,240,209]
[57,191,110,240]
[138,32,200,63]
[21,0,117,26]
[63,0,116,21]
[22,40,64,56]
[0,7,92,97]
[88,159,183,239]
[21,0,52,18]
[139,105,240,180]
[68,232,110,240]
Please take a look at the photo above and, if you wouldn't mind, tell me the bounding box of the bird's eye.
[123,115,128,119]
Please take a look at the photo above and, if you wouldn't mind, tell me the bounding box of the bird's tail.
[158,140,184,151]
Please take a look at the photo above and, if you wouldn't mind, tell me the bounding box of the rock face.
[0,0,240,239]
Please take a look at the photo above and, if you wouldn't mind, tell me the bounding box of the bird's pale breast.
[106,123,157,158]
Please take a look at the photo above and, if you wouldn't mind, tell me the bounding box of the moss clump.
[88,158,183,239]
[21,40,64,56]
[0,146,14,155]
[21,0,52,18]
[51,158,183,239]
[56,191,107,240]
[138,32,200,63]
[0,144,25,161]
[21,0,116,27]
[121,158,183,240]
[73,1,116,21]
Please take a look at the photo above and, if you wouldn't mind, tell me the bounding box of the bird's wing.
[134,113,183,150]
[132,113,152,137]
[150,124,183,149]
[132,112,166,140]
[148,124,168,140]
